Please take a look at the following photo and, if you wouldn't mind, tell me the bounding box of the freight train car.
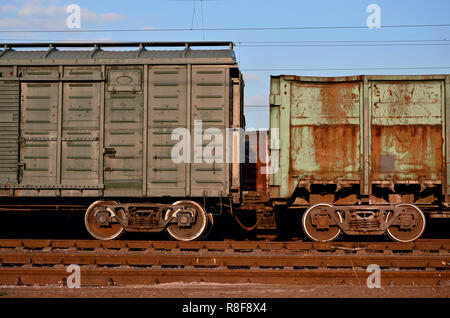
[0,42,244,241]
[269,75,450,242]
[1,42,449,243]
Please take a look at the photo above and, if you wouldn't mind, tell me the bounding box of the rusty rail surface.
[0,239,448,287]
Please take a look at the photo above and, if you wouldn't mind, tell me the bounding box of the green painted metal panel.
[20,81,58,186]
[63,66,102,80]
[270,75,449,200]
[269,77,281,197]
[104,66,144,197]
[370,80,444,181]
[147,66,187,196]
[190,66,229,197]
[270,76,361,199]
[0,44,241,198]
[61,81,100,186]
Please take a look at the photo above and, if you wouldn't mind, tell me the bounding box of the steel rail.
[0,239,448,287]
[0,251,448,268]
[0,267,447,287]
[0,239,448,254]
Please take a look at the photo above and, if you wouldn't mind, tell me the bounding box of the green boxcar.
[0,42,244,200]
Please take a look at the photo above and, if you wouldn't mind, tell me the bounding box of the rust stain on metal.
[371,80,444,181]
[312,124,359,176]
[242,130,269,196]
[371,125,443,179]
[289,125,359,178]
[288,81,361,188]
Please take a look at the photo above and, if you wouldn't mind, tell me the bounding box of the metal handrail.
[0,41,234,50]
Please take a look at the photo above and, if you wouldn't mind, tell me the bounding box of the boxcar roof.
[0,41,237,65]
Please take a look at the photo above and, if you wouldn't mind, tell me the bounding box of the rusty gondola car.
[269,75,450,242]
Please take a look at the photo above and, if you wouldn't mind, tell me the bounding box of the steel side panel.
[279,78,291,198]
[20,82,58,187]
[446,77,450,194]
[269,77,281,197]
[147,66,187,196]
[61,82,100,185]
[0,80,19,185]
[287,81,361,196]
[190,66,229,197]
[103,66,144,197]
[370,80,444,181]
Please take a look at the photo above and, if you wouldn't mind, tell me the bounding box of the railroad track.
[0,239,448,287]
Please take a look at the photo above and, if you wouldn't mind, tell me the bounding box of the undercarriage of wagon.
[301,202,427,242]
[84,200,213,241]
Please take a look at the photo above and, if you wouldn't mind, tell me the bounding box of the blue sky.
[1,0,450,128]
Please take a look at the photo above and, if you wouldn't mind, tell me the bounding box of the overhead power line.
[238,39,450,44]
[1,23,450,33]
[1,38,450,49]
[1,38,449,43]
[242,66,450,71]
[245,105,269,108]
[238,43,450,47]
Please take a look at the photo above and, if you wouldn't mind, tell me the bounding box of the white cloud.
[0,5,18,14]
[0,2,125,30]
[243,72,262,84]
[18,4,65,17]
[245,93,268,106]
[81,9,125,23]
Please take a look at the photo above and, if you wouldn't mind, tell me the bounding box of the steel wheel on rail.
[201,212,214,239]
[84,200,125,240]
[164,200,208,241]
[302,203,343,242]
[385,203,426,242]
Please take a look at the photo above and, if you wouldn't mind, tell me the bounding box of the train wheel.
[165,200,208,241]
[84,200,125,240]
[386,203,426,242]
[201,213,214,239]
[302,203,343,242]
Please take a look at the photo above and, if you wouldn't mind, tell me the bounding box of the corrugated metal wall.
[104,66,144,197]
[190,66,229,197]
[20,82,58,191]
[0,63,238,198]
[148,66,187,197]
[0,80,19,184]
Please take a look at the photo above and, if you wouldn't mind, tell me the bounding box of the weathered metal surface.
[1,267,448,287]
[270,76,361,198]
[0,80,19,184]
[0,42,241,199]
[147,66,187,197]
[0,238,448,286]
[104,66,144,197]
[231,75,244,194]
[61,82,100,188]
[19,82,58,190]
[0,42,236,66]
[270,75,450,201]
[0,42,243,197]
[0,251,448,269]
[190,66,229,197]
[242,130,269,196]
[371,80,443,181]
[0,238,448,252]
